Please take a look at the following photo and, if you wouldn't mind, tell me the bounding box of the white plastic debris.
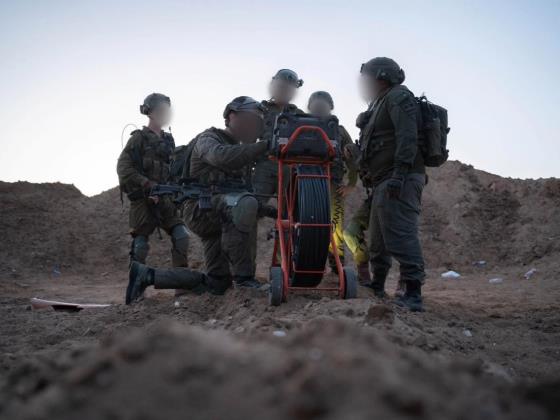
[473,260,487,267]
[441,271,461,279]
[273,330,287,337]
[488,278,503,284]
[174,301,181,308]
[524,268,537,280]
[463,329,473,337]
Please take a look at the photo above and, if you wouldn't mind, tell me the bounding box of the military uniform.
[117,127,189,267]
[343,196,371,267]
[359,84,426,293]
[183,127,268,288]
[328,125,358,269]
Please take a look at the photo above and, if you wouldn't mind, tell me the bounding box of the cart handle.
[279,125,336,161]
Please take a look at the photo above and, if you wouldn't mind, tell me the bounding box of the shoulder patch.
[389,89,416,117]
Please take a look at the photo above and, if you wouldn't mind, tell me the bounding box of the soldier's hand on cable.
[386,176,404,199]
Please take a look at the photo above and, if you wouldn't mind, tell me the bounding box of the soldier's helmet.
[360,57,405,85]
[223,96,267,119]
[308,91,334,110]
[272,69,304,88]
[140,93,171,115]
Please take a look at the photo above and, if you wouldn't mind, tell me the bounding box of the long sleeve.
[387,89,418,174]
[338,126,358,186]
[195,135,267,171]
[117,134,150,190]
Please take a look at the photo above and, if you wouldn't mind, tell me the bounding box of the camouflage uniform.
[359,84,426,291]
[183,127,268,287]
[117,127,188,267]
[343,195,371,266]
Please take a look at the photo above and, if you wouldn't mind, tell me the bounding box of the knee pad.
[171,224,189,254]
[231,195,258,233]
[131,235,150,263]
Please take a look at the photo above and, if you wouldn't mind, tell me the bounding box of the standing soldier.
[117,94,189,288]
[125,96,269,304]
[253,69,305,201]
[307,91,358,273]
[357,57,426,312]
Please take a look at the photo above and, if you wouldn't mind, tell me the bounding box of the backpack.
[416,96,450,167]
[169,136,200,183]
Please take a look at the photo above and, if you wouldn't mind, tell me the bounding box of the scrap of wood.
[30,297,111,312]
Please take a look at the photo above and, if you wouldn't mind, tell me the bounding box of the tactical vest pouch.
[126,189,146,202]
[417,96,449,167]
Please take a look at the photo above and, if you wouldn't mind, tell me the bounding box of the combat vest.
[358,85,425,186]
[122,127,175,193]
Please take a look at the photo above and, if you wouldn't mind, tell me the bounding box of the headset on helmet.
[140,93,171,115]
[272,69,304,88]
[360,57,406,85]
[223,96,267,120]
[308,91,334,110]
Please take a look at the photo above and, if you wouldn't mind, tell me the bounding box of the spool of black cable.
[290,164,331,287]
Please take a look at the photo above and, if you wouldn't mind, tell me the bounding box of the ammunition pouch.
[126,188,146,202]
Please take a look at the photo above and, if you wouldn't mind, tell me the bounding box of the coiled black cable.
[290,164,331,287]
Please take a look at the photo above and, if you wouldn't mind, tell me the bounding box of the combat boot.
[394,278,406,298]
[357,262,371,285]
[153,267,208,295]
[234,276,262,289]
[363,267,389,298]
[207,275,233,295]
[394,280,424,312]
[126,262,154,304]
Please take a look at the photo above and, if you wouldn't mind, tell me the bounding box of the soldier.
[252,69,305,201]
[342,196,371,284]
[125,96,269,304]
[307,91,358,273]
[117,93,190,294]
[357,57,426,312]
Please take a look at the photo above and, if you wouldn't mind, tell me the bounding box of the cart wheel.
[343,267,358,299]
[269,267,284,306]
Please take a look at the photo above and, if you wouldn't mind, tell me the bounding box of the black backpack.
[169,136,200,183]
[416,96,450,167]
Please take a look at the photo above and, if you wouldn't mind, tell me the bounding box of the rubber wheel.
[343,267,358,299]
[269,267,284,306]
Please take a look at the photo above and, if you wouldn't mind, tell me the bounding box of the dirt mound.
[1,318,553,420]
[2,161,559,280]
[1,162,560,419]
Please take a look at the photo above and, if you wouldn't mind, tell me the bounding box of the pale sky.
[1,0,559,196]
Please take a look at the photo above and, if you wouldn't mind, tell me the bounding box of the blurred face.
[269,79,297,105]
[308,98,332,117]
[149,103,172,127]
[228,111,264,144]
[359,74,384,103]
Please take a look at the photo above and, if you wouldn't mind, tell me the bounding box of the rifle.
[150,182,278,212]
[149,183,213,210]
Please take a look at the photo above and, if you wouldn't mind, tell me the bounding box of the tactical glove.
[386,175,404,199]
